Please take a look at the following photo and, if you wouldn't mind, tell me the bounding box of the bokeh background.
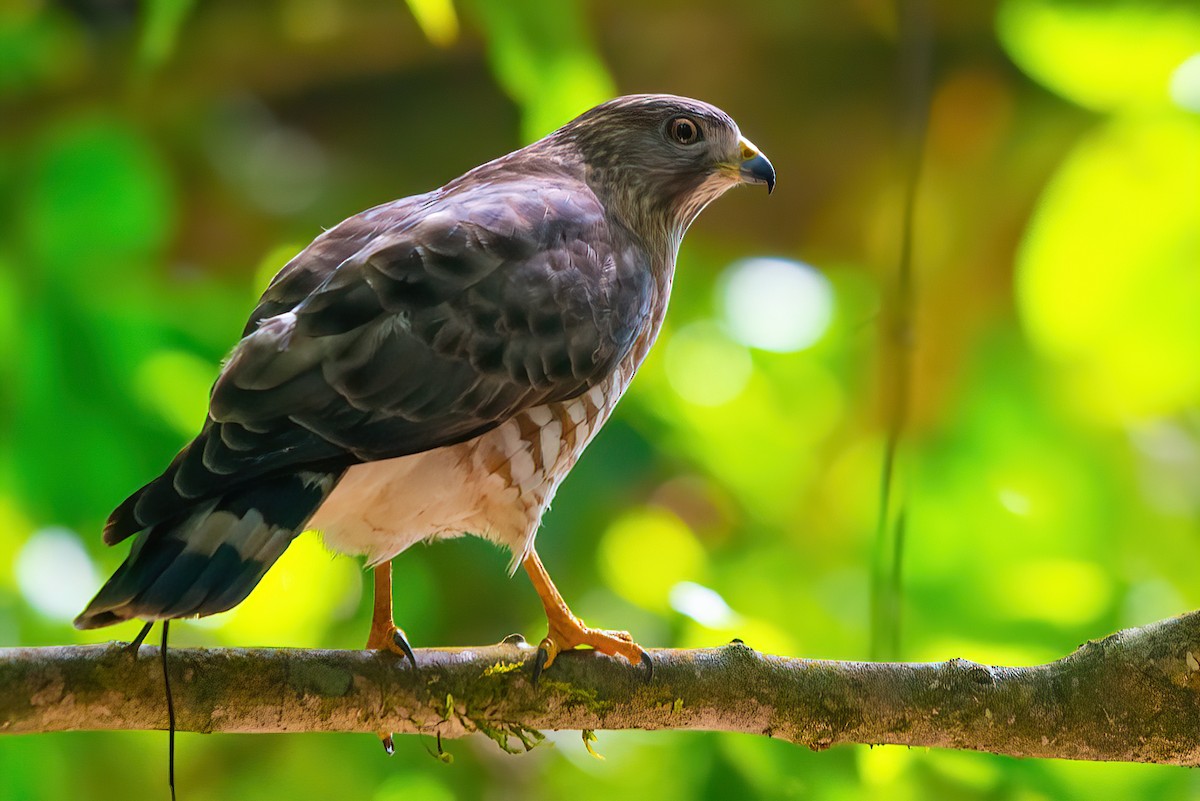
[3,0,1200,798]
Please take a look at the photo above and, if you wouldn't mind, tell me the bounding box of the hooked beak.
[738,136,775,194]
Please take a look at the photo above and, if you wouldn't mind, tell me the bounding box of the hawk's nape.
[76,94,774,679]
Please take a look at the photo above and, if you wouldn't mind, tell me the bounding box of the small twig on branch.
[4,612,1200,765]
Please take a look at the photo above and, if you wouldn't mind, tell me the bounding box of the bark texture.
[4,612,1200,764]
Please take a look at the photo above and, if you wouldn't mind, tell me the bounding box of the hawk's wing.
[107,177,654,544]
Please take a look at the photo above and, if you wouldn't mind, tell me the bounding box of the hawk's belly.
[309,381,620,568]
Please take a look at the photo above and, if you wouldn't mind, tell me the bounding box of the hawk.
[75,94,775,677]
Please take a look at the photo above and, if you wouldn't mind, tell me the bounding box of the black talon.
[392,630,417,669]
[639,649,654,682]
[532,647,550,687]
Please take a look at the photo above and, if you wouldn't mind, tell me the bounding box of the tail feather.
[104,421,345,546]
[76,470,340,630]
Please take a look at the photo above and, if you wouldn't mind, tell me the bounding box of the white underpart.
[311,360,640,572]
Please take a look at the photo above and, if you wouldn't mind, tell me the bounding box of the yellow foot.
[533,615,653,685]
[367,624,417,669]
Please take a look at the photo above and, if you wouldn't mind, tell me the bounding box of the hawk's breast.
[310,354,638,566]
[309,242,672,566]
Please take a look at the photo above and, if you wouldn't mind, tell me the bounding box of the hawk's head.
[551,94,775,248]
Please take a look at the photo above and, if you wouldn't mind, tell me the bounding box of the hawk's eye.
[669,117,701,145]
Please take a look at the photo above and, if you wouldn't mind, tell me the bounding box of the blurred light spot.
[374,772,454,801]
[997,0,1200,111]
[925,750,1003,790]
[0,496,35,590]
[138,0,194,69]
[676,613,796,656]
[988,559,1111,625]
[1169,53,1200,112]
[404,0,459,47]
[212,533,361,646]
[470,2,615,143]
[281,0,345,43]
[243,128,327,215]
[916,636,1057,668]
[1131,421,1200,513]
[859,744,911,786]
[824,437,887,534]
[254,242,307,297]
[1133,419,1199,462]
[929,68,1015,163]
[669,581,737,628]
[25,119,175,273]
[0,258,17,369]
[542,729,646,774]
[720,257,834,352]
[1016,116,1200,420]
[134,349,217,437]
[205,97,327,216]
[1123,578,1186,625]
[598,507,706,612]
[813,568,869,627]
[664,321,752,406]
[15,527,99,622]
[649,475,735,544]
[0,8,87,96]
[998,488,1032,516]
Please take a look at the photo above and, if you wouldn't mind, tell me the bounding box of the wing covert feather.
[110,178,654,540]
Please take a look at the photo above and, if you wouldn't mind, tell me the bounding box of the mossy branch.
[4,612,1200,765]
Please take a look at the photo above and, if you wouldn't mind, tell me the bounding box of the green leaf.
[133,349,218,437]
[0,5,84,97]
[405,0,459,47]
[1016,115,1200,419]
[465,0,615,142]
[998,0,1200,111]
[138,0,197,70]
[599,506,708,612]
[22,118,175,280]
[582,729,605,760]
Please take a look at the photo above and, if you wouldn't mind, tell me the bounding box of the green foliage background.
[2,0,1200,798]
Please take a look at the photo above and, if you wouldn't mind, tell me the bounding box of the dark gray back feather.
[106,171,653,543]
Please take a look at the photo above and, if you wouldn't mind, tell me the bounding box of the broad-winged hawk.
[76,94,775,678]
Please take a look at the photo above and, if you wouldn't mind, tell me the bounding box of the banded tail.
[75,470,340,630]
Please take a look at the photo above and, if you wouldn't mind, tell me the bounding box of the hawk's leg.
[367,561,416,756]
[366,562,417,668]
[522,549,652,682]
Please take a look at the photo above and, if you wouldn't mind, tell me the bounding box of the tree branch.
[4,612,1200,764]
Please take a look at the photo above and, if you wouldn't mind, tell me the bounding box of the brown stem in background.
[871,0,935,662]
